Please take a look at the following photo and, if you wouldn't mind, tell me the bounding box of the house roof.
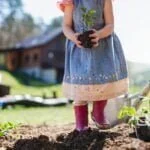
[16,27,63,49]
[0,27,63,53]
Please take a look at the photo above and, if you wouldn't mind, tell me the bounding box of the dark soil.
[78,30,95,48]
[0,123,150,150]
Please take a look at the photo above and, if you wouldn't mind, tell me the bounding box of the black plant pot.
[135,121,150,141]
[78,30,95,48]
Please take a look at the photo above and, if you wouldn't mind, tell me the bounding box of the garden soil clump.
[0,123,150,150]
[78,30,94,48]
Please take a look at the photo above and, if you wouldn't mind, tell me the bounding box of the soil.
[78,30,95,48]
[0,123,150,150]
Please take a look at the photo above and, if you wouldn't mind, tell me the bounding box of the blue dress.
[59,0,129,101]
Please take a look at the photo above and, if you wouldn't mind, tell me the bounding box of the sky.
[22,0,150,64]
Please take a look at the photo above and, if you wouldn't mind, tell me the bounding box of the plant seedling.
[81,7,96,31]
[78,7,96,48]
[118,104,150,141]
[0,122,20,137]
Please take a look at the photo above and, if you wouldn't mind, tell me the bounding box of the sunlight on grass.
[0,70,62,97]
[139,92,150,111]
[129,85,141,93]
[0,105,74,125]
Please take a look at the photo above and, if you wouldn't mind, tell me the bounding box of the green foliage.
[0,12,42,48]
[0,0,23,20]
[48,16,63,29]
[0,0,44,49]
[118,106,137,119]
[0,122,20,137]
[140,107,150,116]
[81,7,96,30]
[118,106,138,127]
[118,105,150,127]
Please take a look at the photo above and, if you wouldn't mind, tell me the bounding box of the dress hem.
[62,78,129,101]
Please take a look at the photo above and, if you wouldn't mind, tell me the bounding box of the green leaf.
[128,116,138,127]
[81,7,96,29]
[81,7,87,13]
[0,132,5,137]
[0,122,20,137]
[118,106,136,119]
[88,9,96,15]
[141,107,149,114]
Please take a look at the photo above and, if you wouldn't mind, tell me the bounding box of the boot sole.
[91,113,111,130]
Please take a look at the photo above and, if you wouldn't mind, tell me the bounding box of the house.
[0,27,66,83]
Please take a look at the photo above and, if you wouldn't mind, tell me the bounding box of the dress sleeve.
[57,0,73,12]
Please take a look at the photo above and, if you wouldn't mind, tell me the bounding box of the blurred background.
[0,0,149,125]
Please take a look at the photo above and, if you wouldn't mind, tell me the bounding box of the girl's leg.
[73,101,89,131]
[91,100,110,129]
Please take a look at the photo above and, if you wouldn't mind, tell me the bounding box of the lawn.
[0,104,74,125]
[0,70,62,98]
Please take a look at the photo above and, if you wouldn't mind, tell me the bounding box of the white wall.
[21,67,57,84]
[41,69,57,84]
[21,67,41,78]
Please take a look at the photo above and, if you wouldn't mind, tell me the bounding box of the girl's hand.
[89,29,100,48]
[72,33,83,48]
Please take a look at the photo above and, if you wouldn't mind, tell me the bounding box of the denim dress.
[58,0,129,101]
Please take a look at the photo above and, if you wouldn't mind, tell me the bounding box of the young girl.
[57,0,128,131]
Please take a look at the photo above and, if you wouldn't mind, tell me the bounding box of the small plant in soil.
[78,7,96,48]
[118,101,150,141]
[0,122,20,137]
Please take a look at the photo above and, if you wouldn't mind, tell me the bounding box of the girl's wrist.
[97,30,102,40]
[72,33,77,42]
[70,33,77,43]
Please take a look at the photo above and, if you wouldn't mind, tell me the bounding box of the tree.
[48,16,63,30]
[0,0,23,24]
[0,0,43,48]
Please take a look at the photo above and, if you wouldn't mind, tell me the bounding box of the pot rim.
[136,123,150,127]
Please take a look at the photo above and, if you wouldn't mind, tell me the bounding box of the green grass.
[138,92,150,111]
[0,105,74,125]
[129,85,141,93]
[0,70,62,97]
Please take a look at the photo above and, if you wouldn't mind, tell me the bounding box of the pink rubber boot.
[91,100,110,129]
[74,104,88,131]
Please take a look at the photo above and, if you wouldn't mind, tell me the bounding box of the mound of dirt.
[0,123,150,150]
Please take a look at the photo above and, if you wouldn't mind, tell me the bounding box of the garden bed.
[0,123,150,150]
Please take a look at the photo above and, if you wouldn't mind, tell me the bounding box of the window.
[24,55,30,63]
[0,54,5,65]
[33,53,38,62]
[11,58,16,66]
[48,52,54,59]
